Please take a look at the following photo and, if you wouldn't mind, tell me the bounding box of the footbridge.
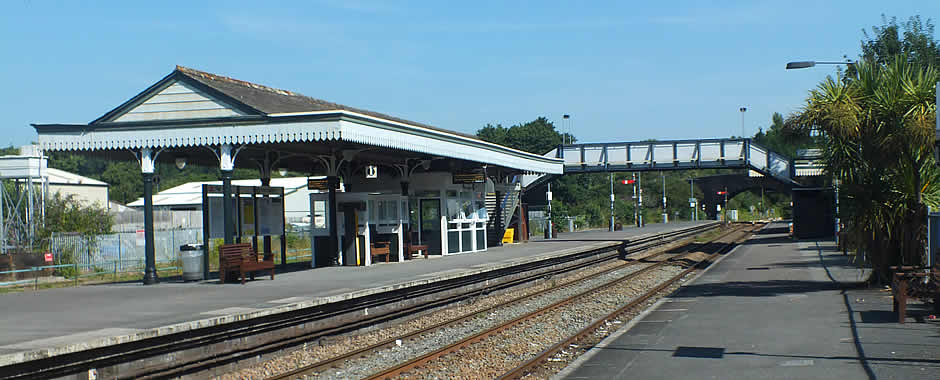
[521,138,798,190]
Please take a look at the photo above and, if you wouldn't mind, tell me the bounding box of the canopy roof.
[33,66,562,175]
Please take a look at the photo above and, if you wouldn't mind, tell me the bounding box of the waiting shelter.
[32,66,561,284]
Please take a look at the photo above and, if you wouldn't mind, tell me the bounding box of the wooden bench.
[890,266,939,323]
[404,231,429,259]
[371,241,391,264]
[219,243,274,284]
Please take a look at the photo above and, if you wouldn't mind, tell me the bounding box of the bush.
[54,248,78,278]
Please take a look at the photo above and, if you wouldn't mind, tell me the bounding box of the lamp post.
[661,171,667,223]
[563,114,570,145]
[786,59,853,244]
[739,107,747,138]
[785,61,852,69]
[609,173,615,232]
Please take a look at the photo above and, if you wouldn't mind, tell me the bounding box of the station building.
[32,66,562,283]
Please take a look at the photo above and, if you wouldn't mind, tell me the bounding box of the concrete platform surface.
[0,221,711,365]
[558,222,939,380]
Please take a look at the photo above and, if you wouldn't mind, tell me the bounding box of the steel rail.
[265,225,720,380]
[0,223,719,380]
[497,225,759,380]
[362,225,749,380]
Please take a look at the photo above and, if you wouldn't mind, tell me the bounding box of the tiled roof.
[175,66,478,139]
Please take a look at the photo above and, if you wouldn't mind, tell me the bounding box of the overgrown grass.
[694,227,726,243]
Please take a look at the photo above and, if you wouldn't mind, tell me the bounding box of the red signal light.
[622,179,636,185]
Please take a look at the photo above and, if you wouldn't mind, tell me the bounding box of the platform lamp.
[786,59,854,245]
[174,156,187,170]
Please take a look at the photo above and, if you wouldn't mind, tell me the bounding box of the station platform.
[0,221,712,367]
[558,222,939,380]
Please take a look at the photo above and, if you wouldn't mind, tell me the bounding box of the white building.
[45,167,110,208]
[127,177,318,223]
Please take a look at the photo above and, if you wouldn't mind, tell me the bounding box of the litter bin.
[180,243,204,281]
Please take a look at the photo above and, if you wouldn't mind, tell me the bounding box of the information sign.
[307,179,339,190]
[453,173,484,184]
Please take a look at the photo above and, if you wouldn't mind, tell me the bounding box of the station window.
[447,196,461,220]
[313,200,327,229]
[386,200,398,220]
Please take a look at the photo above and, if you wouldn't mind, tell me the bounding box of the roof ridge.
[175,65,302,97]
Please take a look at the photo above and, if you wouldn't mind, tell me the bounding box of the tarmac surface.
[0,221,710,364]
[557,222,939,380]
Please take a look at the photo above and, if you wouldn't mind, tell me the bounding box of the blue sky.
[2,1,937,148]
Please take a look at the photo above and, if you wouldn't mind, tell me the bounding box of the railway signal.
[717,190,727,195]
[622,179,635,185]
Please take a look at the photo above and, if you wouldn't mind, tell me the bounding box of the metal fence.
[49,228,202,271]
[110,209,203,233]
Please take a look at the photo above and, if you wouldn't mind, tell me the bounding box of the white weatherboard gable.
[114,81,247,122]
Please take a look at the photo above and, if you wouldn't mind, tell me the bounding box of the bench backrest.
[219,243,258,268]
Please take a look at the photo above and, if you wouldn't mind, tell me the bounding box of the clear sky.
[2,1,937,148]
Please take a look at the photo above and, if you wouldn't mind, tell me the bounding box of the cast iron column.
[328,176,339,266]
[261,177,273,261]
[220,144,235,245]
[140,147,159,285]
[142,172,158,284]
[221,170,234,244]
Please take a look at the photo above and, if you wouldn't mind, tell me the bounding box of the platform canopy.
[33,66,562,175]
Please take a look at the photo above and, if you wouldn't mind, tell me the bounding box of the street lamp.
[785,60,853,70]
[563,114,570,145]
[785,58,853,244]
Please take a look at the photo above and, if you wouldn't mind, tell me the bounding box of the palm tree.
[789,56,939,283]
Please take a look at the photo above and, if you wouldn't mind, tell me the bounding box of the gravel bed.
[217,254,637,379]
[309,262,658,380]
[218,234,709,380]
[522,271,696,379]
[401,264,687,380]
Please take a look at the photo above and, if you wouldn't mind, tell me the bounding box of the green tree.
[753,112,816,158]
[477,117,573,154]
[101,161,143,205]
[38,193,113,239]
[789,56,938,283]
[845,15,940,78]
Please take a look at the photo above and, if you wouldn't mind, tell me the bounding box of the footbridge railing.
[522,138,796,189]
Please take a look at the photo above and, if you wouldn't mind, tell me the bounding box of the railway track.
[259,227,737,380]
[349,224,757,380]
[0,223,718,380]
